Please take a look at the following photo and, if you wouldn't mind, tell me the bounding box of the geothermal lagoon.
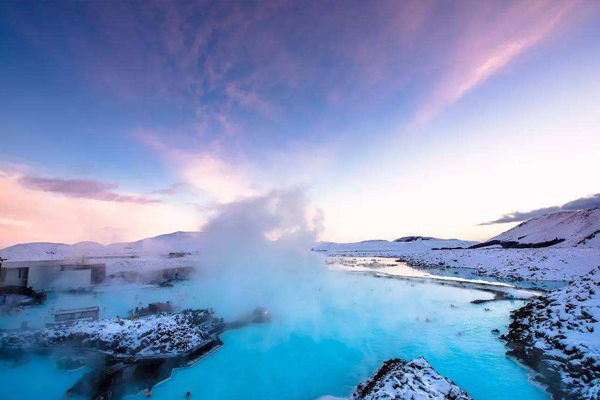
[0,260,549,400]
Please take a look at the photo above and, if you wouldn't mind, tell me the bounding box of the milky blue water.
[0,270,549,400]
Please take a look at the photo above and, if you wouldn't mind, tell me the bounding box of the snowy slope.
[106,231,201,254]
[0,242,74,261]
[490,207,600,247]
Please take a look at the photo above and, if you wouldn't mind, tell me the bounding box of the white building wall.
[27,266,92,291]
[1,268,26,286]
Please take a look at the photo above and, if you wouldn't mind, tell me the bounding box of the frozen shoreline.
[328,257,542,302]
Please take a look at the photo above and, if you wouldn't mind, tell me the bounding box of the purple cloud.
[18,176,160,204]
[151,182,190,196]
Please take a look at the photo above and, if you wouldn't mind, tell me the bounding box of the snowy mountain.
[490,207,600,247]
[106,231,201,254]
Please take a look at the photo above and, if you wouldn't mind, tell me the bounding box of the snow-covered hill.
[490,207,600,248]
[0,231,201,261]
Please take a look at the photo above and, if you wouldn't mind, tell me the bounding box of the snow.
[491,207,600,247]
[0,309,216,358]
[502,267,600,400]
[314,238,477,254]
[314,209,600,282]
[316,240,600,282]
[0,231,201,262]
[319,357,473,400]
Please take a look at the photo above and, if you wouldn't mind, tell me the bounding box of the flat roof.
[55,306,100,314]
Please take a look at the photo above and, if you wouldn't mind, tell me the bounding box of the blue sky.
[1,1,599,247]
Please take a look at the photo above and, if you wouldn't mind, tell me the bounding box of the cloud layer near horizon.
[0,170,200,247]
[481,193,600,225]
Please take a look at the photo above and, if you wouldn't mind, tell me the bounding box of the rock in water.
[0,309,218,358]
[502,267,600,400]
[352,357,472,400]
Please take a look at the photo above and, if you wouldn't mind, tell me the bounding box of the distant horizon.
[1,1,599,248]
[0,206,591,249]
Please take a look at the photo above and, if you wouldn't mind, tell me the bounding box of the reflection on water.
[329,256,566,290]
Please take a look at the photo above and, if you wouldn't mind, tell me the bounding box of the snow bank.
[502,267,600,400]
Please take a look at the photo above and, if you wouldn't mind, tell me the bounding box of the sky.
[0,0,599,248]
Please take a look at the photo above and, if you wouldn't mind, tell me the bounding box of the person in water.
[186,391,192,398]
[64,389,72,398]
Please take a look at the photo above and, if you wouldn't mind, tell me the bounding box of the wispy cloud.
[413,1,586,126]
[151,182,191,196]
[480,193,600,225]
[8,0,597,135]
[137,130,256,204]
[18,175,160,204]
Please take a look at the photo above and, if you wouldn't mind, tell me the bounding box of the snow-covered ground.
[316,241,600,282]
[315,209,600,283]
[394,247,600,282]
[318,357,473,400]
[502,267,600,400]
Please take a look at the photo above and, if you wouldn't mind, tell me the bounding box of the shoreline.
[342,269,541,304]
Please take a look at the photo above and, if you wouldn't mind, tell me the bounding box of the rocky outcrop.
[502,267,600,399]
[350,357,472,400]
[394,236,435,243]
[0,309,218,358]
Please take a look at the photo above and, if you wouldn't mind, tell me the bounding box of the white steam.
[190,188,328,320]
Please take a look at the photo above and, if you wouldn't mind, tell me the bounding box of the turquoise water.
[0,271,548,400]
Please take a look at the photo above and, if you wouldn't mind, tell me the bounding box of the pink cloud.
[0,170,201,248]
[8,0,598,135]
[151,182,191,196]
[18,175,160,204]
[137,130,256,204]
[413,1,596,126]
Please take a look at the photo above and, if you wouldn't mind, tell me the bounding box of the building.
[0,259,106,291]
[46,306,100,327]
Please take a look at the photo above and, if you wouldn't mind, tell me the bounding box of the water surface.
[0,270,548,400]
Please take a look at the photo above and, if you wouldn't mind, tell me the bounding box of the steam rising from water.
[191,188,328,320]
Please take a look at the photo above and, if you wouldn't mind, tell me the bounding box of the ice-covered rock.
[502,267,600,399]
[318,357,472,400]
[0,309,216,358]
